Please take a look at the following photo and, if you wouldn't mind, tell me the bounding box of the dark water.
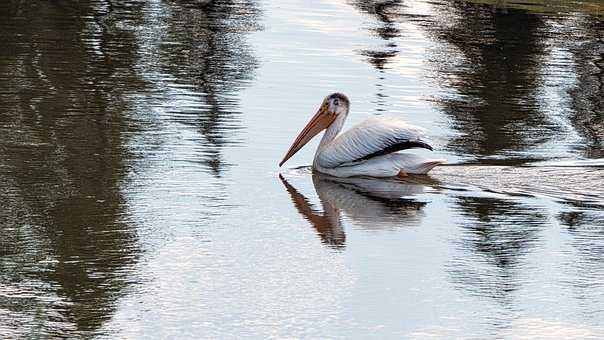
[0,0,602,338]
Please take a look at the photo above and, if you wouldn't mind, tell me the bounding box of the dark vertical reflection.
[448,197,546,310]
[352,0,403,69]
[425,2,558,160]
[153,0,261,176]
[0,1,143,337]
[350,0,404,111]
[446,196,547,335]
[558,205,604,319]
[279,174,430,248]
[567,16,604,159]
[0,0,261,337]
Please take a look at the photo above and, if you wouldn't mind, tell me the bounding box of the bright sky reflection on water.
[0,0,603,338]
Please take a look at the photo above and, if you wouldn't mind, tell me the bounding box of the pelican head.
[279,93,349,166]
[325,92,350,116]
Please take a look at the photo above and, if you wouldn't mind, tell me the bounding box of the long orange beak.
[279,103,335,167]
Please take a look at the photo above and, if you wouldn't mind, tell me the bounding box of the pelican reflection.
[280,173,436,248]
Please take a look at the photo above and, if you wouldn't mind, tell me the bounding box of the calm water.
[1,0,603,338]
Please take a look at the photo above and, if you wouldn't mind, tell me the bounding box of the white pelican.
[279,173,431,247]
[279,93,445,177]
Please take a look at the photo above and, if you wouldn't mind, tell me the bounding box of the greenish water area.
[0,0,602,338]
[468,0,603,16]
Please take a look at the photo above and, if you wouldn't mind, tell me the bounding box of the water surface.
[1,0,603,338]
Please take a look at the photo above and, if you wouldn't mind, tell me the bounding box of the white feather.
[315,115,430,169]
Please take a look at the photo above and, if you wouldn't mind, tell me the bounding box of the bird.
[279,93,445,178]
[279,173,431,247]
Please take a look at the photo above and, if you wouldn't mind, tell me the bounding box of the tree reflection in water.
[447,195,547,332]
[567,16,603,159]
[350,0,405,111]
[424,2,559,159]
[155,0,261,176]
[558,205,604,315]
[0,1,144,336]
[0,0,260,337]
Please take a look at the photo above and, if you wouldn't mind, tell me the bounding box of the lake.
[1,0,603,338]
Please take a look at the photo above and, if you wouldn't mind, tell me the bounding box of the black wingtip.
[355,140,434,162]
[418,141,433,151]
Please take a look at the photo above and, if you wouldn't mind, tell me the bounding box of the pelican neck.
[314,112,347,163]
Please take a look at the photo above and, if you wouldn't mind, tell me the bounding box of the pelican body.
[279,93,444,177]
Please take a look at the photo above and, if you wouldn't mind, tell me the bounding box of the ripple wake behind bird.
[431,165,604,207]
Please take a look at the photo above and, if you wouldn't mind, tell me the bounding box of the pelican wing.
[316,116,433,169]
